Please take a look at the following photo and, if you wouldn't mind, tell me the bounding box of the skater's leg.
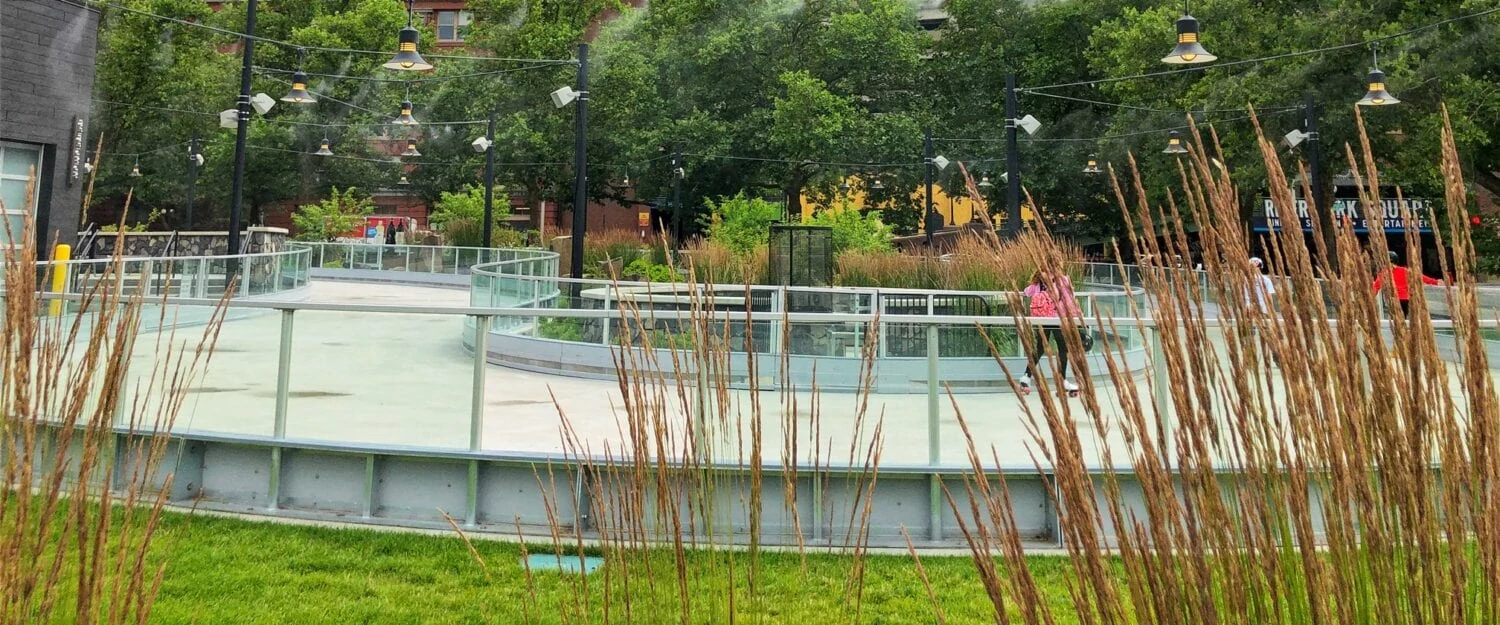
[1050,328,1070,380]
[1025,328,1046,379]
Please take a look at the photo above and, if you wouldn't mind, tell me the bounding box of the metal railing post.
[470,315,490,450]
[467,314,491,527]
[196,258,209,298]
[1148,325,1174,466]
[141,259,154,299]
[927,322,942,542]
[239,256,250,297]
[601,287,612,346]
[268,308,295,511]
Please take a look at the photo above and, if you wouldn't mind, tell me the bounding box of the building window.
[436,10,471,42]
[0,141,43,246]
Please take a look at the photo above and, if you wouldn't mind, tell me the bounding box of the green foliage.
[537,316,583,342]
[803,201,895,254]
[291,187,373,242]
[429,185,513,248]
[590,0,930,236]
[1472,213,1500,278]
[621,258,678,283]
[100,208,167,233]
[701,193,785,254]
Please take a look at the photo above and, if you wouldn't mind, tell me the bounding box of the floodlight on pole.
[250,93,276,115]
[1014,114,1042,136]
[1283,128,1311,148]
[551,86,582,109]
[932,155,950,170]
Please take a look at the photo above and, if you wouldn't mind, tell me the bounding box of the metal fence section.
[26,290,1490,549]
[23,247,313,301]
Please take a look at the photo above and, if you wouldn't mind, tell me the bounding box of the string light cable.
[1021,5,1500,93]
[91,99,489,129]
[66,0,578,66]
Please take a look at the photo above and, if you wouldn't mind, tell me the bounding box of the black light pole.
[923,127,936,245]
[228,0,259,259]
[1304,94,1332,268]
[1003,73,1022,239]
[671,146,683,244]
[185,132,199,230]
[483,111,495,249]
[568,43,589,283]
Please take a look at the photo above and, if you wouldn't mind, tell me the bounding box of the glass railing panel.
[285,310,472,449]
[166,302,281,438]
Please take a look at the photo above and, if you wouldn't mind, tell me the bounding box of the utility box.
[768,225,833,288]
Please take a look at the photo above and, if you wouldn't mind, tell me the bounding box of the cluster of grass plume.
[678,238,769,286]
[583,229,659,277]
[2,173,227,623]
[837,231,1080,291]
[933,106,1500,623]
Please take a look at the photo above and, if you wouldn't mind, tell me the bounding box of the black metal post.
[671,147,683,245]
[568,43,589,283]
[185,132,199,230]
[1305,94,1332,269]
[924,127,935,245]
[1003,73,1021,239]
[228,0,258,259]
[483,111,495,249]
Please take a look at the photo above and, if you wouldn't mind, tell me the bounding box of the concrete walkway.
[126,280,1493,470]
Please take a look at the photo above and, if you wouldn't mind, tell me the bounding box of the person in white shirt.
[1247,257,1275,313]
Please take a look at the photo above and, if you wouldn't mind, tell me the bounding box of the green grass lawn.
[142,510,1085,624]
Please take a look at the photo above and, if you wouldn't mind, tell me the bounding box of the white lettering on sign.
[68,116,86,186]
[1260,196,1432,232]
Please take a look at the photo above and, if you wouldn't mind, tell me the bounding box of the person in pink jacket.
[1019,269,1080,395]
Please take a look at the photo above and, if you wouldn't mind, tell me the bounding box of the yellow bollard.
[48,243,71,317]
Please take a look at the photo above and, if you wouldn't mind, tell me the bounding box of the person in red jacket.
[1374,251,1442,316]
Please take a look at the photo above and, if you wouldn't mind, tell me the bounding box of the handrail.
[77,223,101,260]
[33,246,309,268]
[36,290,1489,330]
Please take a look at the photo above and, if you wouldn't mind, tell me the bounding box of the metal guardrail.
[22,250,1500,548]
[290,241,557,277]
[13,247,313,300]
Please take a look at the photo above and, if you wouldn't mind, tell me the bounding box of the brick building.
[0,0,101,249]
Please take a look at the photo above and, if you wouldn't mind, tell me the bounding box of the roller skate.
[1063,379,1080,398]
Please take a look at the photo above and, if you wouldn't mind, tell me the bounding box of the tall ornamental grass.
[939,106,1500,624]
[1,174,226,624]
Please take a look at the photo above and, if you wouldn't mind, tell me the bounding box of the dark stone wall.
[87,228,290,259]
[0,0,101,248]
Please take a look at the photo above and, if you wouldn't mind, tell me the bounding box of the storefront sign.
[1252,196,1433,233]
[67,116,85,186]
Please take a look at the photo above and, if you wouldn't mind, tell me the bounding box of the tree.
[1085,0,1500,214]
[804,200,895,254]
[429,185,515,247]
[291,187,373,241]
[701,193,785,254]
[587,0,931,237]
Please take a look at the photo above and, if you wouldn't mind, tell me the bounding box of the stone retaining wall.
[81,227,288,258]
